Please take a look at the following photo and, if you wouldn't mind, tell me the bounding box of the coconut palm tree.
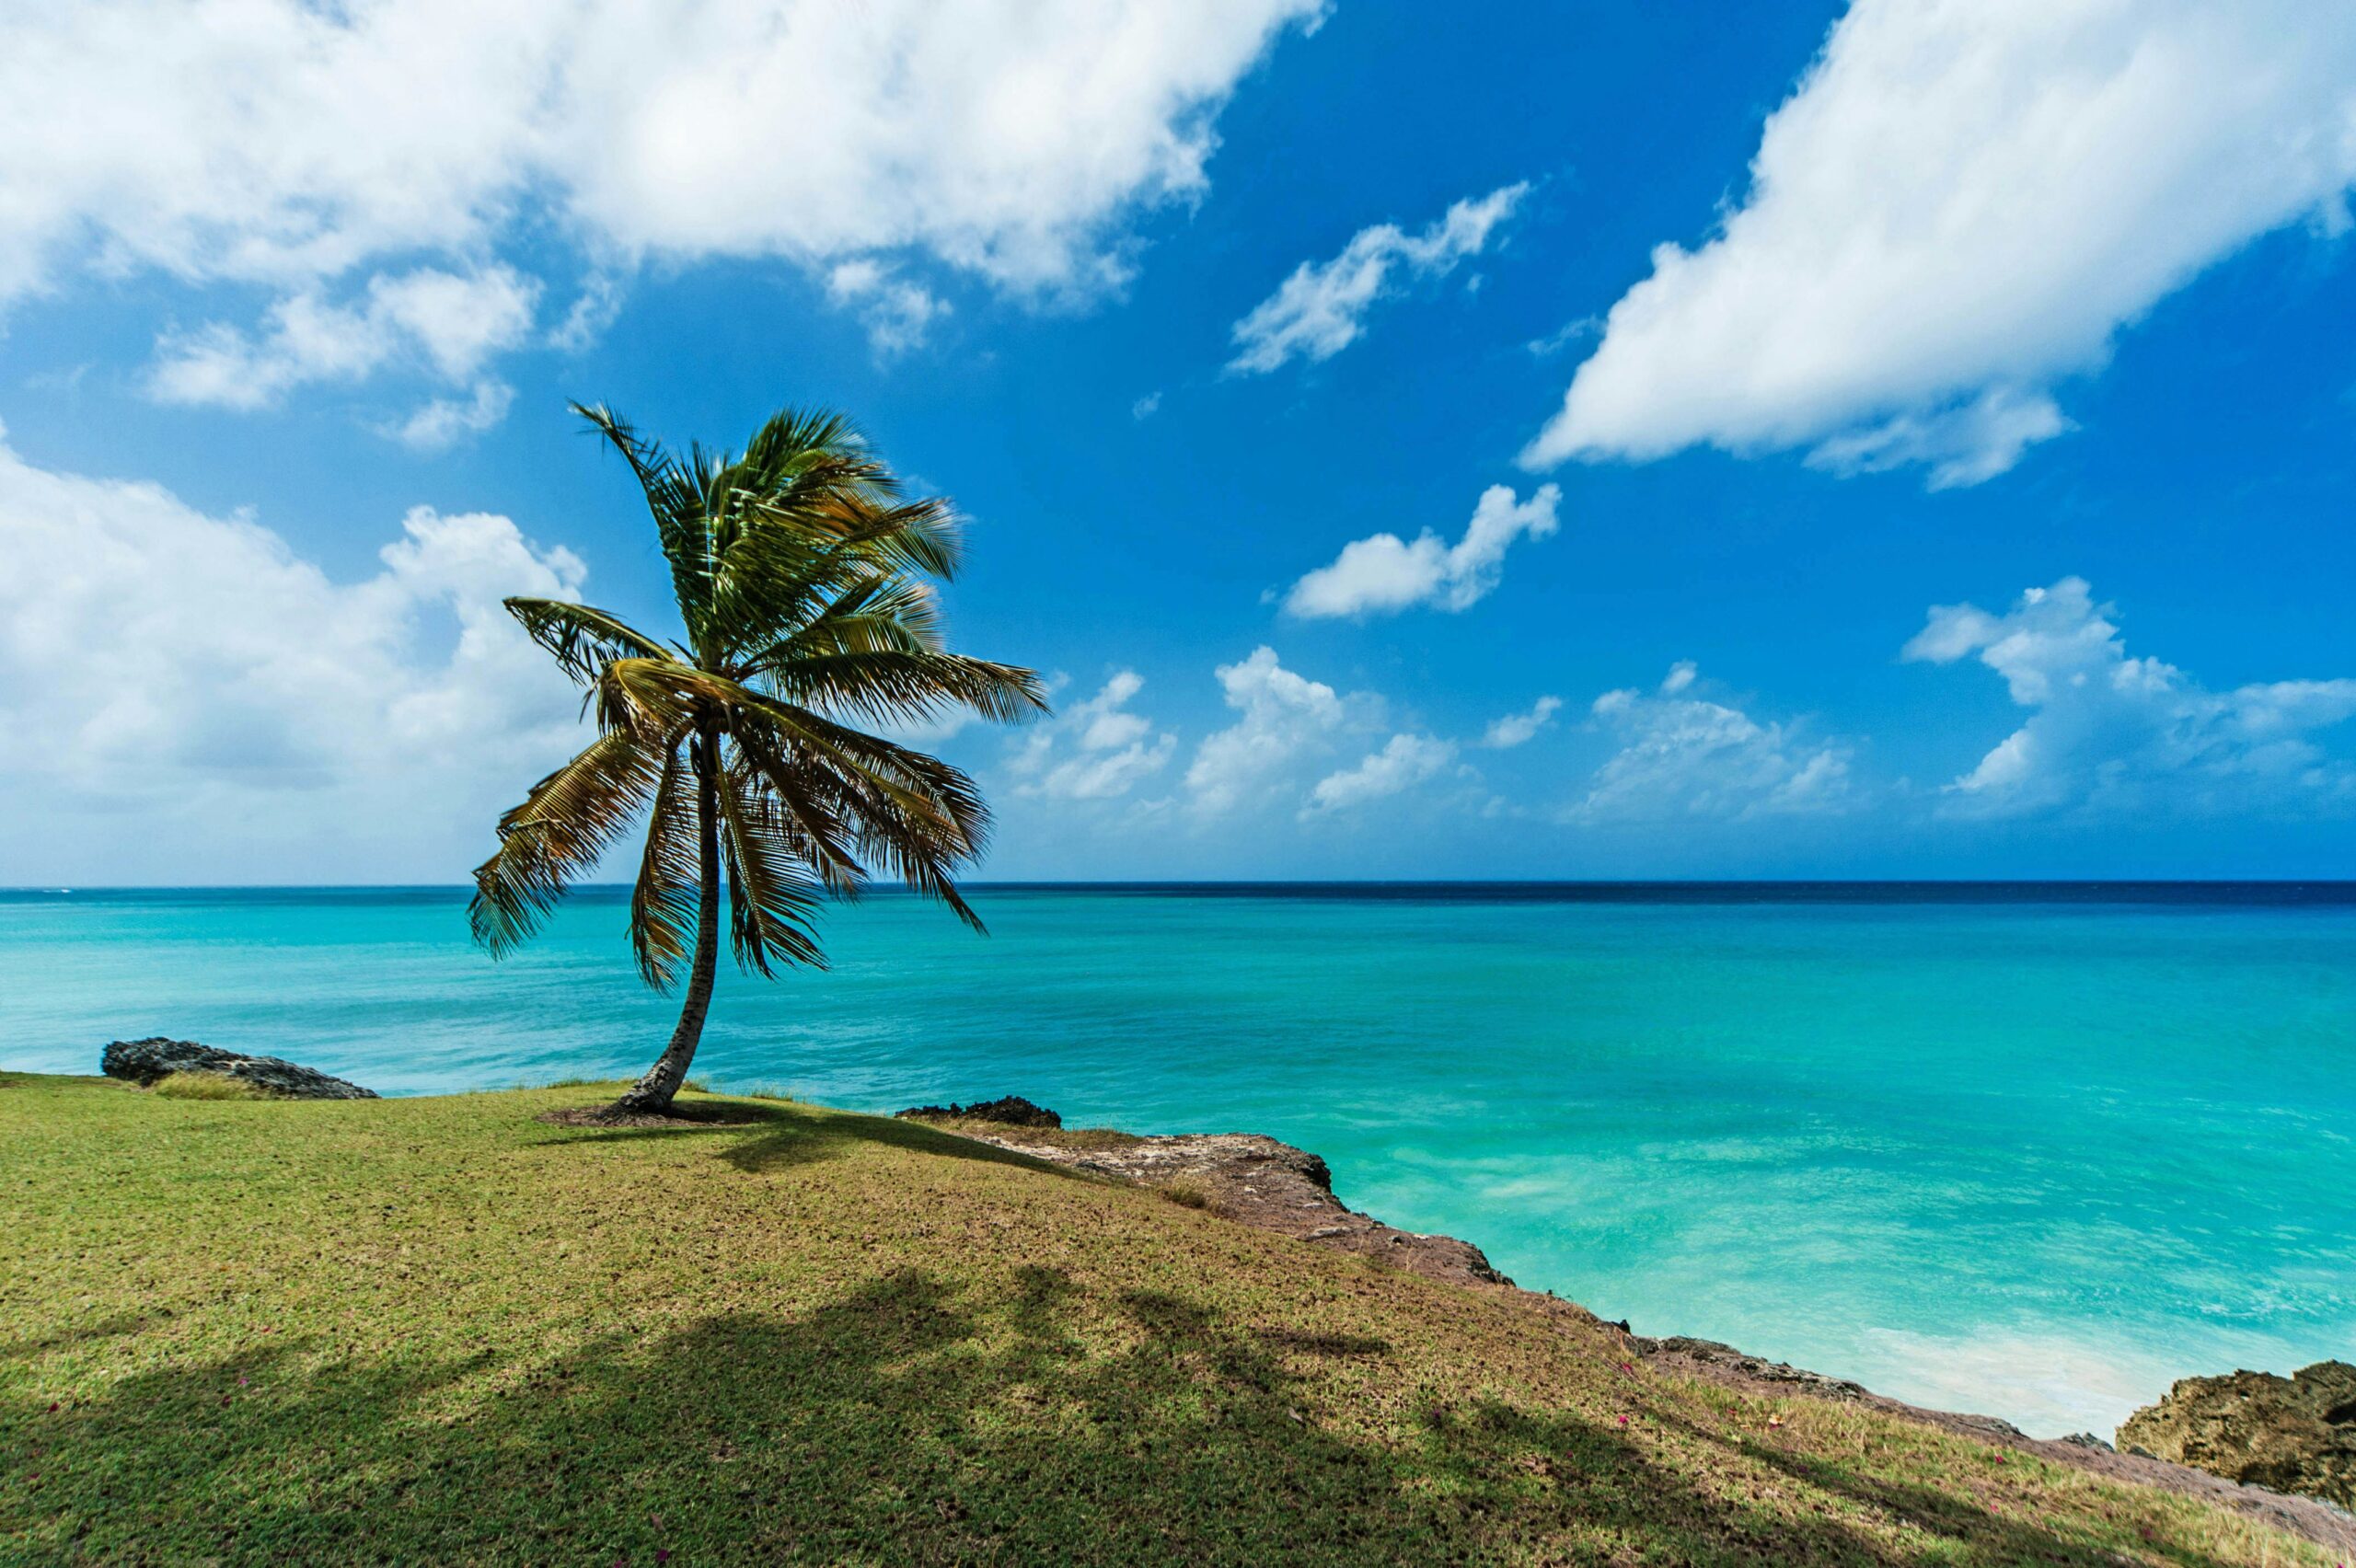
[470,402,1046,1116]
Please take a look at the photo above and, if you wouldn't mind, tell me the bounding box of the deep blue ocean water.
[5,882,2350,1437]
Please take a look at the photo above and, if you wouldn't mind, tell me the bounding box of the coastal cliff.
[8,1070,2348,1565]
[903,1098,2356,1554]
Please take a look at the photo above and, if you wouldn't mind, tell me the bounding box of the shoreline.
[907,1103,2356,1554]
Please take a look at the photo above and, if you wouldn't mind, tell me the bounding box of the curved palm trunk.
[611,732,721,1115]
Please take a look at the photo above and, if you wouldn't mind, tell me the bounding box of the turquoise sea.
[5,882,2351,1438]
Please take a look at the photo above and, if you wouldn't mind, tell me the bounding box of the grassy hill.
[0,1072,2332,1565]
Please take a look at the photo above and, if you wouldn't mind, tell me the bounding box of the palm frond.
[759,649,1048,729]
[628,744,702,989]
[714,751,829,976]
[572,401,719,642]
[728,698,994,932]
[726,725,870,895]
[469,726,669,954]
[505,598,673,686]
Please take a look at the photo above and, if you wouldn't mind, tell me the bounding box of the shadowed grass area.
[0,1071,2331,1565]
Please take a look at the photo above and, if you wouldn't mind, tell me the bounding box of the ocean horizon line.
[9,878,2356,905]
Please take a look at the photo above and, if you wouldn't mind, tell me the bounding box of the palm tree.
[470,402,1046,1116]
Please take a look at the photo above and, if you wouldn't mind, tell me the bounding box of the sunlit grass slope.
[0,1073,2327,1565]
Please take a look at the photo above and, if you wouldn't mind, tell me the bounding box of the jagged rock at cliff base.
[2116,1361,2356,1507]
[906,1114,1511,1291]
[895,1095,1061,1128]
[100,1038,378,1101]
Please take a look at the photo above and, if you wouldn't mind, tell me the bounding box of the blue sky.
[3,0,2354,882]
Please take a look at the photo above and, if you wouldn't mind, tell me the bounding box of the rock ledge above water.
[2118,1361,2356,1507]
[100,1037,378,1101]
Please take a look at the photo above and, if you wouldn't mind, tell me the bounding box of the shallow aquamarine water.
[5,882,2350,1436]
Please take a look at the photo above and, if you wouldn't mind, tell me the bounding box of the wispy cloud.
[1306,733,1456,814]
[1228,181,1529,374]
[1008,670,1176,801]
[1285,483,1559,618]
[1568,665,1854,824]
[149,266,539,443]
[1482,696,1563,749]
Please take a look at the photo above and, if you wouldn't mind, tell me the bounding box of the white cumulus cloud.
[1285,482,1560,618]
[1007,670,1176,801]
[0,1,1322,337]
[0,432,592,882]
[389,382,519,453]
[1482,696,1563,749]
[1570,665,1854,824]
[1184,646,1351,813]
[1228,181,1528,374]
[148,265,539,441]
[1903,577,2356,816]
[826,260,950,355]
[1523,0,2356,486]
[1306,732,1456,814]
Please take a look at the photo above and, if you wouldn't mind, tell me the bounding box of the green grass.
[145,1071,271,1101]
[895,1112,1145,1154]
[0,1071,2327,1565]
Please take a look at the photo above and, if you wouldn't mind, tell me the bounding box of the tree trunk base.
[537,1102,757,1130]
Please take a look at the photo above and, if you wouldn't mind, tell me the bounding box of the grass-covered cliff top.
[0,1072,2332,1565]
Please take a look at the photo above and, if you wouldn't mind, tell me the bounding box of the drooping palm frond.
[470,726,674,955]
[506,599,675,686]
[713,748,828,976]
[628,744,703,988]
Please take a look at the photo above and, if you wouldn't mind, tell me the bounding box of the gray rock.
[101,1037,377,1101]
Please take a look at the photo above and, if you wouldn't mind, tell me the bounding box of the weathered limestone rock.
[100,1038,378,1101]
[2117,1361,2356,1507]
[905,1107,1511,1290]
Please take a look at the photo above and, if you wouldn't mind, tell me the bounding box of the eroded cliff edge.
[899,1098,2356,1554]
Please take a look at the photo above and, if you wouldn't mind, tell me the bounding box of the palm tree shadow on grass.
[1645,1405,2275,1568]
[531,1099,1078,1180]
[4,1267,2269,1567]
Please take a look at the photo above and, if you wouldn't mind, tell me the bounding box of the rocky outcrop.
[895,1095,1061,1129]
[100,1038,377,1101]
[904,1110,1509,1290]
[2118,1361,2356,1507]
[1635,1336,1873,1402]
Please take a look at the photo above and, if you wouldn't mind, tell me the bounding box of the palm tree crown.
[470,401,1045,1113]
